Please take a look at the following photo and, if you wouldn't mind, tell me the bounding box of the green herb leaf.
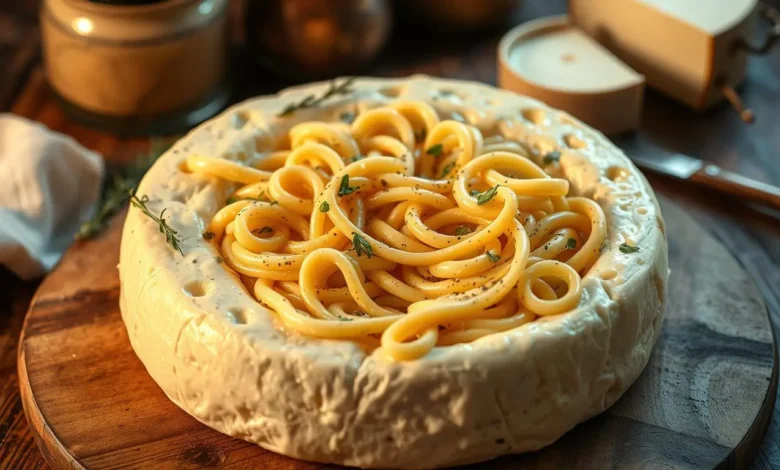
[486,250,500,263]
[619,243,640,254]
[426,143,443,157]
[130,193,183,255]
[349,154,364,163]
[319,201,330,212]
[566,238,577,250]
[475,185,500,205]
[454,226,471,236]
[440,162,455,178]
[339,111,356,124]
[352,232,373,258]
[278,77,356,117]
[76,139,173,240]
[542,150,562,165]
[470,189,480,197]
[202,231,215,241]
[226,196,238,205]
[338,174,358,196]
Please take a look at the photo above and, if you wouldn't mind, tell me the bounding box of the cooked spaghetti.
[190,100,607,360]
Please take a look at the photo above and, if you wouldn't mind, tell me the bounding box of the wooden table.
[1,1,780,468]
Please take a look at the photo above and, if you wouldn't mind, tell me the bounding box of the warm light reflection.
[72,17,93,35]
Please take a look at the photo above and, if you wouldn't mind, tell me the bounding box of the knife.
[630,153,780,211]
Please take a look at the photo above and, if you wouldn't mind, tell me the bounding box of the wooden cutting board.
[17,197,777,469]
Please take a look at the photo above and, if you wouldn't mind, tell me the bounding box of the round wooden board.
[18,197,777,470]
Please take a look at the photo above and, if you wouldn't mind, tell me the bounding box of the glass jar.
[41,0,230,135]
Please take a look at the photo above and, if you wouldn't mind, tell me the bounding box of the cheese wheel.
[119,76,669,469]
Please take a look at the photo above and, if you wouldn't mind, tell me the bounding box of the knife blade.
[630,152,780,211]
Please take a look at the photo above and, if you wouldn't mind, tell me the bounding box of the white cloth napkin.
[0,114,104,280]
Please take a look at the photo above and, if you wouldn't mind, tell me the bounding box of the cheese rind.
[119,76,669,469]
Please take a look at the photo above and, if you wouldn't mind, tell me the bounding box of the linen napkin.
[0,114,104,280]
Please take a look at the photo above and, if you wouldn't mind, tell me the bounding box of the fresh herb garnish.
[426,143,443,157]
[619,243,640,254]
[338,175,358,196]
[319,201,330,212]
[339,111,356,124]
[440,162,455,178]
[543,150,562,165]
[350,154,364,163]
[454,226,472,236]
[487,251,500,263]
[475,185,500,205]
[76,139,173,240]
[566,238,577,250]
[130,193,183,255]
[278,77,356,117]
[202,231,215,241]
[470,189,480,197]
[352,232,373,258]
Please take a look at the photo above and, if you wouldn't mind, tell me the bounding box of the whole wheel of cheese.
[119,76,668,469]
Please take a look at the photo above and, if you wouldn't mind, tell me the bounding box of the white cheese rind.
[119,76,669,469]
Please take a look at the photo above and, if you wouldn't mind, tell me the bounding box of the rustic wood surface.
[15,195,777,469]
[2,0,780,468]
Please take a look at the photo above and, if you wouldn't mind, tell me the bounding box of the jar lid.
[497,15,645,135]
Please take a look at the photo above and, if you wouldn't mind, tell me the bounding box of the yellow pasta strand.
[189,100,608,360]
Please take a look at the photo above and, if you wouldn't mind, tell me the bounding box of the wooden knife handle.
[689,164,780,210]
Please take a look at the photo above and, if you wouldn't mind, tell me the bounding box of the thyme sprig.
[338,175,358,196]
[352,232,373,258]
[76,139,173,240]
[130,193,183,255]
[475,185,500,205]
[426,143,443,157]
[619,243,640,254]
[440,162,455,178]
[278,77,357,117]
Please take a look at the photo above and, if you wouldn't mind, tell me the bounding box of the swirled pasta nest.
[190,100,607,360]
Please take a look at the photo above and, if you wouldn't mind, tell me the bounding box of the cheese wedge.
[499,16,645,135]
[570,0,758,110]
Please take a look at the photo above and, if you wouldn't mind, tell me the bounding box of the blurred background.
[1,1,780,468]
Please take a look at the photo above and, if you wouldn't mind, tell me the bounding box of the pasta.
[190,100,607,360]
